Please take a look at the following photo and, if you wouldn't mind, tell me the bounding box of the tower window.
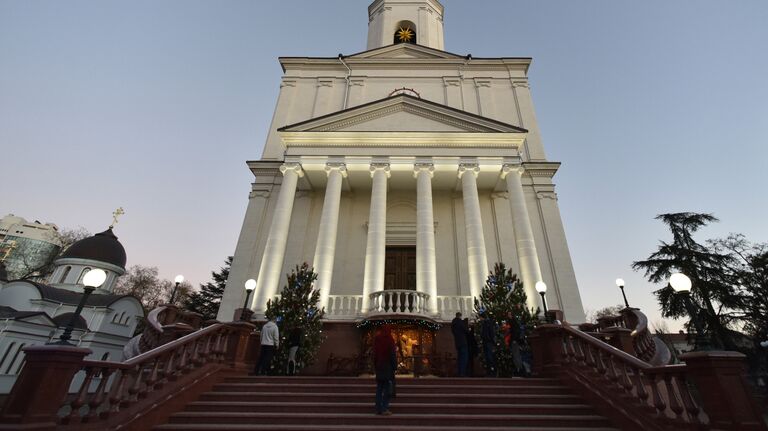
[394,21,416,44]
[59,266,72,283]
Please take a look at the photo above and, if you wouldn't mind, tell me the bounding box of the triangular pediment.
[279,94,526,134]
[347,43,466,60]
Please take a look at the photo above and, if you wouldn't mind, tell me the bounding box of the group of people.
[451,311,528,377]
[253,317,304,376]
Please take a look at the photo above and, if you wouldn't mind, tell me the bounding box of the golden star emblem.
[396,27,414,43]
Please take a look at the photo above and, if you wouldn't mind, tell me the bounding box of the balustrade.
[436,295,473,319]
[369,290,430,315]
[326,295,363,317]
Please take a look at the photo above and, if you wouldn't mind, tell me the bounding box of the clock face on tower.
[394,27,415,44]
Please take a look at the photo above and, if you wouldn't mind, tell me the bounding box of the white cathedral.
[217,0,586,326]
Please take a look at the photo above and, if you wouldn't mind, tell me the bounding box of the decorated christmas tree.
[473,262,539,377]
[264,263,325,375]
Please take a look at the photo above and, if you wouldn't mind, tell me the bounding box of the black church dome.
[59,228,126,269]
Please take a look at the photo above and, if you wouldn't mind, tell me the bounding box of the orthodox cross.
[110,207,125,229]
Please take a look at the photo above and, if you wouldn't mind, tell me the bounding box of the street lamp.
[669,272,712,350]
[52,268,107,345]
[241,279,256,321]
[169,274,184,304]
[535,281,549,322]
[615,278,630,308]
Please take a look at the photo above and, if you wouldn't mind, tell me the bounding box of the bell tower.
[367,0,445,51]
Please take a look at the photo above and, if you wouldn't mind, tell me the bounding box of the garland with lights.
[357,317,442,332]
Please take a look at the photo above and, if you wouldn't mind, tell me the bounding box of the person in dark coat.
[480,313,497,377]
[466,319,479,377]
[451,312,469,376]
[287,326,303,375]
[373,325,397,415]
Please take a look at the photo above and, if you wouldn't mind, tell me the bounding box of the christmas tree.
[264,263,325,375]
[473,262,539,377]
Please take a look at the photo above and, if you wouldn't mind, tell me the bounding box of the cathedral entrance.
[384,246,416,291]
[361,321,437,375]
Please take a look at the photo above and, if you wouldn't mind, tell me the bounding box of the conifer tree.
[473,263,538,377]
[184,256,231,321]
[264,263,325,375]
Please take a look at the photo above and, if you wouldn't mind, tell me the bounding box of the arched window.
[77,267,92,284]
[393,21,416,44]
[0,343,16,373]
[59,266,72,283]
[101,352,110,361]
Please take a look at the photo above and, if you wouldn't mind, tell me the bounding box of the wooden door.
[384,246,417,291]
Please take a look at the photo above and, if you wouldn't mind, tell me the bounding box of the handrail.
[369,290,430,315]
[59,322,239,428]
[546,324,706,428]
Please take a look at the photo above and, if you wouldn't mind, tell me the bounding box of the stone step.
[183,401,597,416]
[224,376,562,386]
[165,412,614,428]
[199,391,586,405]
[155,424,621,431]
[211,382,567,395]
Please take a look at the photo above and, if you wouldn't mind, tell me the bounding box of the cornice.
[280,132,524,149]
[521,161,561,178]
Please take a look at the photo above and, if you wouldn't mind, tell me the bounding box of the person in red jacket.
[373,325,397,415]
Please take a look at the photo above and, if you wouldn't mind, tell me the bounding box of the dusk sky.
[2,0,766,329]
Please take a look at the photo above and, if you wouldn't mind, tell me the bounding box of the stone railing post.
[528,324,565,377]
[602,327,635,355]
[224,322,257,371]
[0,345,91,430]
[680,351,768,430]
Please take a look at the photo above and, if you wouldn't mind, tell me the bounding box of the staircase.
[154,376,619,430]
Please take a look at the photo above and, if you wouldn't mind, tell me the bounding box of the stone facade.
[218,0,586,324]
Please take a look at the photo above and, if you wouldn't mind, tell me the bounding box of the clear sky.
[2,0,767,329]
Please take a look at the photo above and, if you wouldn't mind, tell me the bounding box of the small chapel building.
[218,0,586,353]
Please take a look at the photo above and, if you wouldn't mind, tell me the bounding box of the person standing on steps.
[480,312,497,377]
[287,326,303,375]
[451,312,469,377]
[466,318,479,377]
[254,317,279,375]
[373,325,397,416]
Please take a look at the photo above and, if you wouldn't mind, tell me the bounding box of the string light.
[356,318,442,331]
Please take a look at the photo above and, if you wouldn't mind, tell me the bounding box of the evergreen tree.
[185,256,231,321]
[473,263,539,377]
[632,213,740,350]
[264,263,325,375]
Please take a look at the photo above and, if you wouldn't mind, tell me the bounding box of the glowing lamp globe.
[174,275,184,284]
[535,281,547,294]
[83,268,107,288]
[615,278,625,288]
[245,279,257,291]
[669,273,692,292]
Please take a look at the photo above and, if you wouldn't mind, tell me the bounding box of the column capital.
[370,163,391,178]
[280,162,305,178]
[325,163,348,178]
[413,163,435,178]
[457,163,480,179]
[500,164,524,179]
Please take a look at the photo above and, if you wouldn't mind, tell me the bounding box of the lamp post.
[535,281,549,323]
[241,279,256,321]
[615,278,630,308]
[169,274,184,304]
[669,272,712,351]
[52,268,107,346]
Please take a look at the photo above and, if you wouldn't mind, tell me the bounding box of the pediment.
[347,44,465,60]
[279,94,526,134]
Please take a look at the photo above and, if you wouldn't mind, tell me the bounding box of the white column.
[414,163,438,313]
[501,164,543,303]
[252,163,304,311]
[362,163,390,312]
[314,163,347,311]
[458,163,488,299]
